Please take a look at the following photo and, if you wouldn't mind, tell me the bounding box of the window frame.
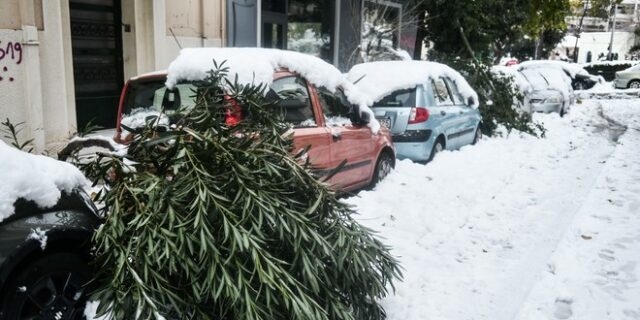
[271,74,320,128]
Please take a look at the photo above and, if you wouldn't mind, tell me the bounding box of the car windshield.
[123,79,198,117]
[520,70,549,91]
[372,88,416,108]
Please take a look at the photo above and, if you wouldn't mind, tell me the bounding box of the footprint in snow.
[553,298,573,319]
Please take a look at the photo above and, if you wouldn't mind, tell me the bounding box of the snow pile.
[492,66,533,94]
[347,61,480,109]
[27,227,48,250]
[0,140,87,221]
[120,107,170,131]
[165,48,379,132]
[346,99,639,319]
[582,60,640,68]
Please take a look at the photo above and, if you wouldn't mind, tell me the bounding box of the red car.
[114,69,395,193]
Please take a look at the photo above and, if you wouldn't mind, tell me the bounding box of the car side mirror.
[359,109,371,125]
[466,96,475,107]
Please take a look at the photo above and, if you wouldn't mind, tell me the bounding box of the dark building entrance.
[70,0,124,129]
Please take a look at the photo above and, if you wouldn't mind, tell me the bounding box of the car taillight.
[224,95,243,126]
[408,107,429,124]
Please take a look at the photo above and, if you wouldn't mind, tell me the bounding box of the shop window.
[287,0,334,63]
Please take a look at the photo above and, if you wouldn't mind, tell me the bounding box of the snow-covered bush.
[86,63,400,320]
[438,57,545,136]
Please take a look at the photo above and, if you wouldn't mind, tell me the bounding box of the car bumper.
[614,78,629,89]
[394,135,436,162]
[531,102,562,114]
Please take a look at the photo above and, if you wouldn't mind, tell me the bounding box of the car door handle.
[459,111,464,115]
[440,111,447,116]
[332,132,342,142]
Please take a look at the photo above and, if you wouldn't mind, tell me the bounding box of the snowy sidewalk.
[347,99,640,320]
[516,102,640,320]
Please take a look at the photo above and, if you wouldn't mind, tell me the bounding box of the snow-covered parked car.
[518,60,603,90]
[114,48,395,192]
[520,68,573,116]
[614,64,640,89]
[493,65,574,117]
[348,61,481,162]
[0,141,100,319]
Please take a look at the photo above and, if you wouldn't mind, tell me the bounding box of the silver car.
[520,69,572,117]
[614,64,640,89]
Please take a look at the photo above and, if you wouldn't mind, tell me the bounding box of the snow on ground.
[347,99,640,320]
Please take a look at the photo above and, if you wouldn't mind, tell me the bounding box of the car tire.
[371,151,394,187]
[628,80,640,89]
[0,252,93,320]
[427,138,445,162]
[472,127,482,145]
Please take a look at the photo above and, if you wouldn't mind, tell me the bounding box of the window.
[318,87,353,126]
[286,0,333,62]
[124,81,197,115]
[431,78,454,106]
[372,88,416,108]
[270,76,316,127]
[444,78,465,106]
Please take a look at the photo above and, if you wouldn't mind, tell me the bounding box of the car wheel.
[371,151,394,187]
[472,127,482,145]
[629,80,640,89]
[428,138,445,162]
[0,252,92,320]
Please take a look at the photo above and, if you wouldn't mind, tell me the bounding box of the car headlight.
[545,96,561,104]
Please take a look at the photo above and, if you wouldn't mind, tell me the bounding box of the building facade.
[563,0,639,63]
[0,0,413,152]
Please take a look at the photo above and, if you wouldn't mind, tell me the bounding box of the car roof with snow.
[347,60,479,109]
[518,60,592,79]
[163,47,380,132]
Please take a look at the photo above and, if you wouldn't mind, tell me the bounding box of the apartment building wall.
[0,0,226,153]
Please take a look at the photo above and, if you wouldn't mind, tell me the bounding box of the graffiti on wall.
[0,41,23,82]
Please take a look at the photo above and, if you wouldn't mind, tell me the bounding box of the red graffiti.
[0,41,23,65]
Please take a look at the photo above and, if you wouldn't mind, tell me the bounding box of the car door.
[429,78,461,149]
[444,77,478,146]
[271,75,332,173]
[314,86,375,190]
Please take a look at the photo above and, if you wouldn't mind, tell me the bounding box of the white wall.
[575,32,636,63]
[0,30,29,144]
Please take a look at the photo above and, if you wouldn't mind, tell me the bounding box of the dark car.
[0,189,101,319]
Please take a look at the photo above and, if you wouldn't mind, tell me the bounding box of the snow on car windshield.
[165,48,380,132]
[0,140,87,221]
[347,61,479,109]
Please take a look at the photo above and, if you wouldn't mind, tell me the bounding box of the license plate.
[378,117,392,129]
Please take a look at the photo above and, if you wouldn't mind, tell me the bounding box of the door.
[444,77,478,146]
[70,0,124,129]
[271,75,332,171]
[314,86,374,190]
[227,0,258,47]
[430,78,462,149]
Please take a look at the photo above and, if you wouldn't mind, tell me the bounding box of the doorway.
[70,0,124,130]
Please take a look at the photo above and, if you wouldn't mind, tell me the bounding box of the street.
[348,99,640,320]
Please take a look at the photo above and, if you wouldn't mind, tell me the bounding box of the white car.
[492,66,574,117]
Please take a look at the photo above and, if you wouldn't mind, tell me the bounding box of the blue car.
[349,61,482,162]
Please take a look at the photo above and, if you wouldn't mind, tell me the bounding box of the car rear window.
[123,80,197,116]
[372,88,416,108]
